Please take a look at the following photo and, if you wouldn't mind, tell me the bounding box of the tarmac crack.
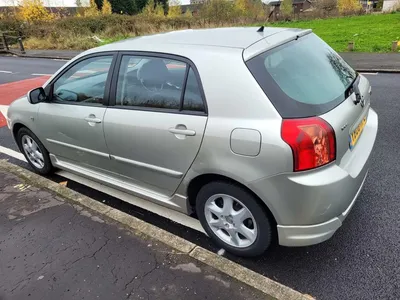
[63,235,111,273]
[125,253,159,299]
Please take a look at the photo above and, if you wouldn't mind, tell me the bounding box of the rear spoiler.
[243,29,312,61]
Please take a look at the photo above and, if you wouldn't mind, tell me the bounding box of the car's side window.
[116,55,187,110]
[52,56,113,106]
[183,67,205,112]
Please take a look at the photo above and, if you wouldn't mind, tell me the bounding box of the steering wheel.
[139,79,164,93]
[54,89,79,102]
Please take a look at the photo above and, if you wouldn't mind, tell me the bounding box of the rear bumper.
[249,108,378,247]
[277,170,368,246]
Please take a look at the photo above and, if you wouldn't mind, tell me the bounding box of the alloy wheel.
[204,194,258,248]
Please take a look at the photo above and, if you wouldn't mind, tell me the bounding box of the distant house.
[267,0,313,19]
[382,0,398,11]
[0,0,89,8]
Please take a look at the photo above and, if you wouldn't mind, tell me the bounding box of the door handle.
[84,116,102,124]
[168,128,196,136]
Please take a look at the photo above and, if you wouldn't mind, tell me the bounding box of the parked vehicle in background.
[7,27,378,257]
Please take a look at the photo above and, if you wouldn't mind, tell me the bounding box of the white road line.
[31,73,52,76]
[0,70,12,74]
[0,105,8,117]
[360,72,378,76]
[0,143,205,234]
[0,145,27,162]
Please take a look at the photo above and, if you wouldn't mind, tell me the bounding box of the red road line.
[0,76,51,106]
[0,111,6,128]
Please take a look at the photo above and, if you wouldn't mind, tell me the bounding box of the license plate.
[349,116,367,150]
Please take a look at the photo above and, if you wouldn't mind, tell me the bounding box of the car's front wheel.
[17,127,53,175]
[196,181,273,257]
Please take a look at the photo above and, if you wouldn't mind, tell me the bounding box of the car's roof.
[85,27,305,55]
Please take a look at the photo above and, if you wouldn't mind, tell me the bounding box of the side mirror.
[28,87,47,104]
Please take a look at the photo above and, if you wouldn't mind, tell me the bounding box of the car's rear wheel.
[17,127,53,175]
[196,181,272,257]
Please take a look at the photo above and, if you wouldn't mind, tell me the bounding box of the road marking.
[360,72,378,76]
[31,73,52,76]
[0,70,12,74]
[0,105,8,128]
[0,76,50,106]
[0,143,205,234]
[0,145,27,162]
[52,59,68,61]
[0,105,8,116]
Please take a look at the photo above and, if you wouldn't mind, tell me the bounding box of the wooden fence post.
[2,33,9,51]
[348,41,355,51]
[18,37,25,54]
[392,41,398,52]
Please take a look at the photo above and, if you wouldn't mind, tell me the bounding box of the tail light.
[281,117,336,172]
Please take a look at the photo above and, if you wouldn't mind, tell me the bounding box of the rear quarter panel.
[176,48,294,216]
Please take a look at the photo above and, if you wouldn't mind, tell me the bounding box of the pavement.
[8,49,82,60]
[0,169,268,300]
[0,55,400,300]
[6,49,400,72]
[340,52,400,72]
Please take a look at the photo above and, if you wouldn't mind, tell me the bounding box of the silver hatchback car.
[7,27,378,257]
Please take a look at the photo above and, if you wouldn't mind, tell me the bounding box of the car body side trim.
[47,139,110,158]
[49,154,188,213]
[110,155,183,178]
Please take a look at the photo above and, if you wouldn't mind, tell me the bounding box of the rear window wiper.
[345,75,361,104]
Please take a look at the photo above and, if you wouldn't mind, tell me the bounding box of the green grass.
[263,12,400,52]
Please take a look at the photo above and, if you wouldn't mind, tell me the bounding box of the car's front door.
[103,54,208,196]
[36,54,116,171]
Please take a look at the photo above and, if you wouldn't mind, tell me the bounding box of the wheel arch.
[12,122,30,149]
[187,173,278,229]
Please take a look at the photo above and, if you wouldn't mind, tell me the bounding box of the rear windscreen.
[246,33,357,118]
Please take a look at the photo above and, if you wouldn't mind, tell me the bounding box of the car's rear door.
[103,53,208,196]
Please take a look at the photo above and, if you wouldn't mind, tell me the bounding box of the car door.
[103,53,208,196]
[36,54,116,172]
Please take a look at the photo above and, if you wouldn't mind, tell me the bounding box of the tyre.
[196,181,272,257]
[17,127,53,175]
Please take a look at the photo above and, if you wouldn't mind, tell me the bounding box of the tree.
[376,0,383,9]
[183,8,192,17]
[18,0,54,23]
[154,2,165,16]
[109,0,137,14]
[280,0,293,18]
[142,0,155,14]
[199,0,237,23]
[135,0,148,12]
[316,0,338,12]
[85,0,101,16]
[234,0,266,20]
[168,0,182,17]
[337,0,361,13]
[101,0,112,14]
[235,0,252,16]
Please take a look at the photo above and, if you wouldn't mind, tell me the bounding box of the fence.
[0,31,25,54]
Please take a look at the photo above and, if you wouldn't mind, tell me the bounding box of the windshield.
[246,33,357,118]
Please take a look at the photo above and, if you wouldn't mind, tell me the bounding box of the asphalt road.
[0,56,66,83]
[0,56,399,300]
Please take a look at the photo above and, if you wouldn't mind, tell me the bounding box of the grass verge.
[15,12,400,52]
[263,13,400,52]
